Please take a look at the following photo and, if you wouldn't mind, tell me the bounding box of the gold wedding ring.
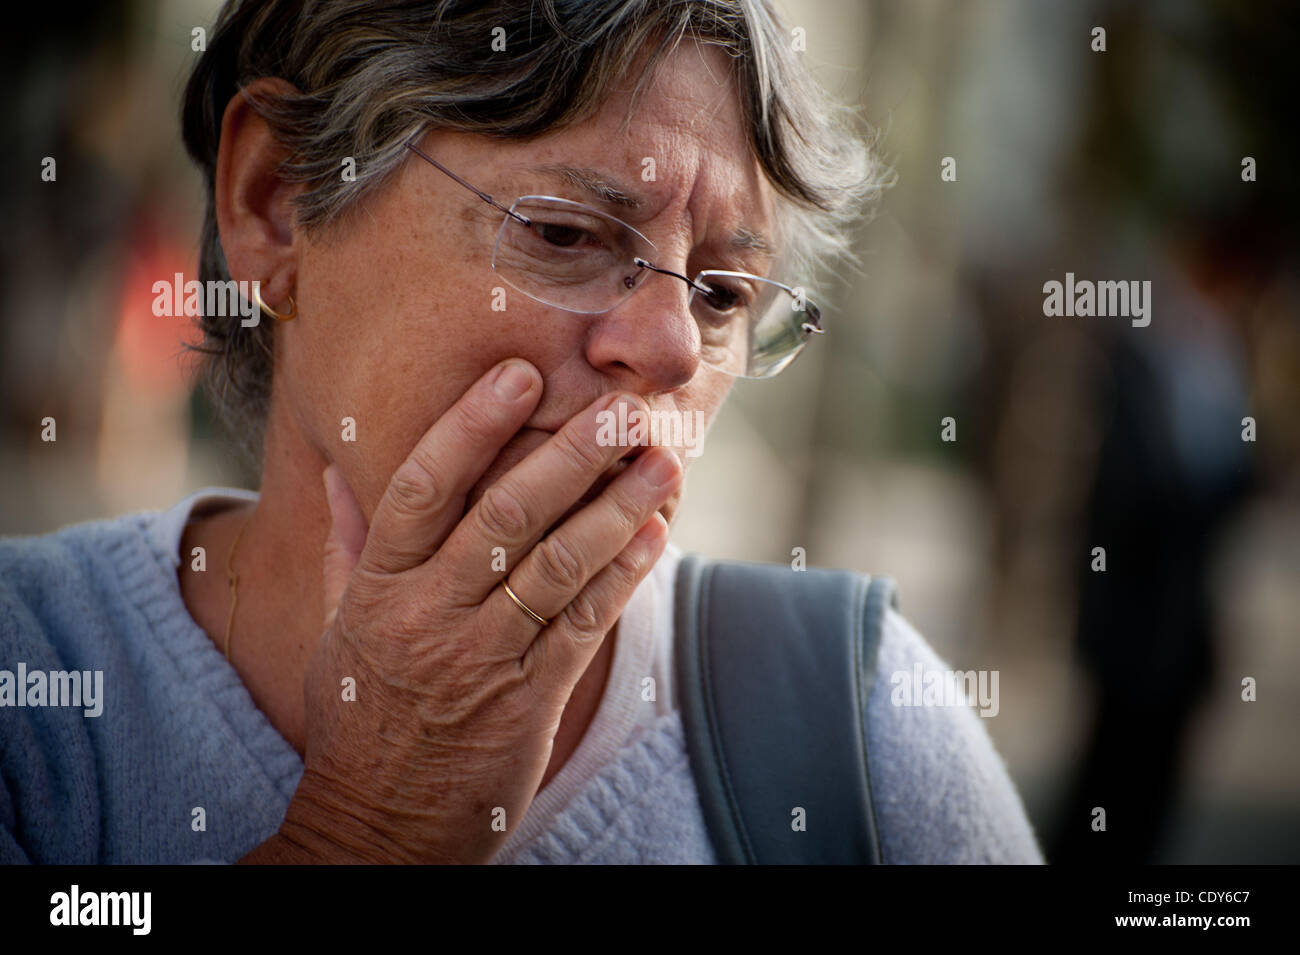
[502,580,551,627]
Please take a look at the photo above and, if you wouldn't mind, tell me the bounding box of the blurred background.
[1,0,1296,862]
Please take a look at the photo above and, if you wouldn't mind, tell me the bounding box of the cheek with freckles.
[283,187,563,520]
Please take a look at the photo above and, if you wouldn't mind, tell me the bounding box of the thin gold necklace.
[224,511,254,661]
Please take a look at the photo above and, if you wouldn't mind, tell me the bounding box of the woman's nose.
[583,275,701,392]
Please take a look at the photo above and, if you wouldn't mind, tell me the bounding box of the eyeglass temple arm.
[403,138,531,226]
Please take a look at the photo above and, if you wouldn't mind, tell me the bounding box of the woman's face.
[277,40,777,526]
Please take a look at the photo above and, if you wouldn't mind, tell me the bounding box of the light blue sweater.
[0,505,1043,864]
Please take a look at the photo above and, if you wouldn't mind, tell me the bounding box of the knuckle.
[449,396,502,446]
[555,425,610,474]
[606,484,648,535]
[476,482,531,542]
[387,455,445,518]
[562,590,604,639]
[531,535,586,592]
[611,540,649,583]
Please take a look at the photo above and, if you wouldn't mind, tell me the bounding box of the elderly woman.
[0,0,1041,864]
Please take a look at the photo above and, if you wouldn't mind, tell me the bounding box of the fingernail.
[606,391,644,415]
[638,448,679,488]
[493,360,535,400]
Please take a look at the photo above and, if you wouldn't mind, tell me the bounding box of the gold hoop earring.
[252,284,297,322]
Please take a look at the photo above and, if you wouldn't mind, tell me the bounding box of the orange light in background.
[114,213,202,395]
[97,208,199,512]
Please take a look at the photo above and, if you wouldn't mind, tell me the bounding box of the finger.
[321,464,368,628]
[519,512,668,693]
[360,358,541,577]
[492,445,681,628]
[433,390,650,602]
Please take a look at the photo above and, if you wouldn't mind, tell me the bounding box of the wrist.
[277,771,425,865]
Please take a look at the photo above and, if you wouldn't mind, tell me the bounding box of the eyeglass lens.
[492,196,818,379]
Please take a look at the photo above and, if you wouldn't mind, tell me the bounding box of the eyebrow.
[523,162,774,256]
[731,225,772,254]
[530,163,643,209]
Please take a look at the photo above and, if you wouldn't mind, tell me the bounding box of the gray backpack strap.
[673,553,897,864]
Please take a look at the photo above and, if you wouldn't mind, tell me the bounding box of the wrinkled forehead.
[500,39,781,264]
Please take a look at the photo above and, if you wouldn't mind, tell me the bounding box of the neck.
[200,395,332,751]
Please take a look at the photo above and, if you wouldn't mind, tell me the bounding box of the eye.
[535,222,587,247]
[701,280,746,311]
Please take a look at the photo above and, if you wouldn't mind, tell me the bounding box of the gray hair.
[181,0,888,466]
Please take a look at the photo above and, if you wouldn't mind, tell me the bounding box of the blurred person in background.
[1051,217,1256,864]
[1044,1,1295,860]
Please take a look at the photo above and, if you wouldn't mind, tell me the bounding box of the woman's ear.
[214,77,305,310]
